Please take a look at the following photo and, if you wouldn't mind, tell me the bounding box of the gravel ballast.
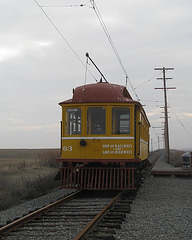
[0,188,76,226]
[1,151,192,239]
[116,176,192,240]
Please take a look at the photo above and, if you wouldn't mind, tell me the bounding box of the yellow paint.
[60,102,150,161]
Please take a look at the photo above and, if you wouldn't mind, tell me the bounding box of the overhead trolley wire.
[33,0,97,82]
[169,105,192,139]
[34,0,154,99]
[90,0,140,101]
[39,1,93,8]
[134,71,163,90]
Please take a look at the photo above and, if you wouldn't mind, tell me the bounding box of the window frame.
[111,107,131,135]
[65,108,82,136]
[87,107,106,135]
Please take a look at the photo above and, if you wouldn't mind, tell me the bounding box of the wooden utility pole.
[154,67,175,163]
[152,126,161,150]
[157,136,160,149]
[151,137,153,152]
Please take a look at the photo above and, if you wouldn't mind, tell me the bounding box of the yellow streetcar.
[56,81,150,190]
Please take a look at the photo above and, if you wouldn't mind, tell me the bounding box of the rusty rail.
[74,191,123,240]
[0,190,82,236]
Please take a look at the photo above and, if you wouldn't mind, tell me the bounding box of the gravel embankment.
[0,188,76,226]
[116,175,192,240]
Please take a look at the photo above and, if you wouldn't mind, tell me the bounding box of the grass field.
[0,149,60,171]
[0,148,186,211]
[0,149,60,210]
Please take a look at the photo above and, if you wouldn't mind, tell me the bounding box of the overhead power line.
[170,106,192,139]
[134,71,164,90]
[33,0,97,82]
[39,1,93,8]
[90,0,140,101]
[34,0,148,100]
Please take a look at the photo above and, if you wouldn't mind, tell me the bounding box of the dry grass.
[0,148,187,210]
[0,149,60,210]
[0,149,60,171]
[169,149,186,167]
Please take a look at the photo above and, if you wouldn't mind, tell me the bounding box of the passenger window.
[65,108,81,135]
[87,107,106,135]
[112,108,130,134]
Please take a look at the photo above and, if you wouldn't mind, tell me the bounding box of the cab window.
[112,107,130,134]
[65,108,81,135]
[87,107,106,135]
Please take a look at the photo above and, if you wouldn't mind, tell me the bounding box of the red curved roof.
[59,82,139,105]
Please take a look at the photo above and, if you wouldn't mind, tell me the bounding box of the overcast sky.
[1,0,192,150]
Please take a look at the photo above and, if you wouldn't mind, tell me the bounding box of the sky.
[0,0,192,150]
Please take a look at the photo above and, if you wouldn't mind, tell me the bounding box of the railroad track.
[77,191,135,240]
[0,154,160,240]
[148,150,163,166]
[0,190,131,240]
[0,190,82,239]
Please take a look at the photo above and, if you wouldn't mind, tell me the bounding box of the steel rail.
[0,190,82,236]
[148,151,162,166]
[74,191,123,240]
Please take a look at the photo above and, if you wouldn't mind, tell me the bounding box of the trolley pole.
[154,67,175,163]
